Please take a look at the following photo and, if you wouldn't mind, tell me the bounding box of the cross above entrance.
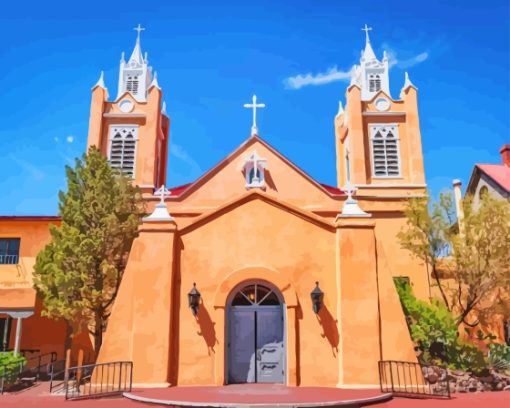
[243,95,266,136]
[154,184,171,205]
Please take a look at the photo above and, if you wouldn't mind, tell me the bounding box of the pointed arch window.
[108,125,138,178]
[368,74,381,93]
[126,75,139,95]
[370,124,401,177]
[243,151,267,189]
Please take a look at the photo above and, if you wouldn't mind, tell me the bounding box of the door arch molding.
[212,267,299,386]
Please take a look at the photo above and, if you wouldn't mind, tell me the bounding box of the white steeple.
[350,25,391,101]
[117,24,153,102]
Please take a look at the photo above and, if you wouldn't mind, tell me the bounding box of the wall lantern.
[310,281,324,314]
[188,282,201,317]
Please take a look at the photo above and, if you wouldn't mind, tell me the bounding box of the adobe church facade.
[0,26,430,387]
[92,27,428,387]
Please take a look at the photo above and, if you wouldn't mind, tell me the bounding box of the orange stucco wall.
[0,218,93,359]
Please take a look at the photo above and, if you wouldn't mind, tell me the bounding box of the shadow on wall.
[196,301,219,356]
[317,305,339,357]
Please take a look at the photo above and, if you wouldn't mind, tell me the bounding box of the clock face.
[119,99,134,113]
[375,97,390,111]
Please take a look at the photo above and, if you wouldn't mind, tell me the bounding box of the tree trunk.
[63,320,73,357]
[93,314,103,358]
[431,264,451,311]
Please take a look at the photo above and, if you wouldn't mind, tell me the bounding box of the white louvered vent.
[108,126,138,178]
[370,124,401,177]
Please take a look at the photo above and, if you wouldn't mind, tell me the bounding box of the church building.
[0,26,430,388]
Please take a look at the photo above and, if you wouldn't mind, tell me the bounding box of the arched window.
[479,185,489,199]
[231,284,280,306]
[370,124,401,177]
[126,75,139,95]
[368,74,381,92]
[108,126,138,178]
[243,151,267,188]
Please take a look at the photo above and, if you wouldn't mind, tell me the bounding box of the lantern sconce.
[188,282,201,317]
[310,281,324,314]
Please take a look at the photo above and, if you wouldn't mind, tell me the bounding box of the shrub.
[394,278,487,372]
[0,352,26,384]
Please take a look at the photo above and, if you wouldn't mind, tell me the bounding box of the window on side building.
[0,238,20,264]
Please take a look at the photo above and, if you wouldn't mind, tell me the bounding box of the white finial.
[336,101,344,117]
[134,24,145,42]
[337,180,371,218]
[149,71,160,89]
[143,185,174,222]
[361,24,372,44]
[162,100,167,115]
[144,52,148,63]
[120,51,125,63]
[402,71,417,91]
[243,94,266,136]
[93,71,106,89]
[154,184,171,204]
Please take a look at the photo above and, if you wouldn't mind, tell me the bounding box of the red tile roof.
[476,164,510,193]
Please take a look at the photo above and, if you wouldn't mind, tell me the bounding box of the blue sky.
[0,1,508,215]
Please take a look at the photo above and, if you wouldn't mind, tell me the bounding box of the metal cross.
[361,24,372,42]
[134,24,145,40]
[243,95,266,136]
[154,184,171,205]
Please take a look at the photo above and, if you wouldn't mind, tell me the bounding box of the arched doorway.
[227,282,285,384]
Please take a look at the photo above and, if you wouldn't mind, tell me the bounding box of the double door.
[228,306,284,383]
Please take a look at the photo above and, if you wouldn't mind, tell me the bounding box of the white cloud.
[395,52,429,69]
[170,144,202,176]
[381,43,429,69]
[66,135,74,143]
[284,66,353,90]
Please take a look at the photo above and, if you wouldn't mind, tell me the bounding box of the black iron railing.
[0,351,57,394]
[49,359,67,394]
[379,360,450,398]
[64,361,133,400]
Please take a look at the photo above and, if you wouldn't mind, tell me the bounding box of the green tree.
[398,190,510,329]
[34,147,145,354]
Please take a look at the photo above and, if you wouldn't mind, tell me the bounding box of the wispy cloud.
[9,154,45,180]
[284,66,353,90]
[382,43,429,69]
[170,144,202,176]
[66,135,74,143]
[285,44,429,91]
[390,51,429,69]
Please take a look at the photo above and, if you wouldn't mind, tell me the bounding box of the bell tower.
[334,26,426,195]
[87,25,170,195]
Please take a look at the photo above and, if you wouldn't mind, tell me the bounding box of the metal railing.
[64,361,133,400]
[0,255,19,264]
[0,351,57,394]
[49,359,67,394]
[379,360,450,398]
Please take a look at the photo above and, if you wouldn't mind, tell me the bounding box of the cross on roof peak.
[243,94,266,136]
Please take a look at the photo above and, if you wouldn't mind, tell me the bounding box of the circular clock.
[375,97,390,112]
[119,99,134,113]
